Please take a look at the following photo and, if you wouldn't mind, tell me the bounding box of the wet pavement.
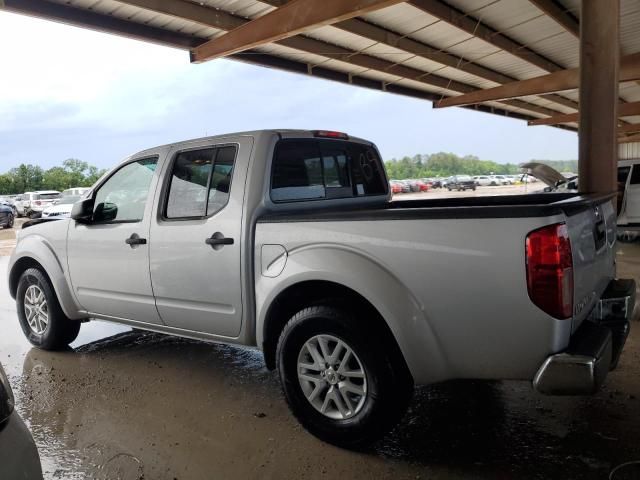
[1,244,640,479]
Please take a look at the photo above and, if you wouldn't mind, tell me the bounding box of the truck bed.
[255,191,617,384]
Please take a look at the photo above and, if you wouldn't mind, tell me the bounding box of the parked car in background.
[446,175,476,191]
[429,178,443,189]
[414,180,429,192]
[488,175,509,185]
[60,187,90,199]
[42,195,82,219]
[0,362,43,479]
[14,191,61,218]
[9,129,634,449]
[473,175,493,186]
[0,202,15,229]
[389,181,403,194]
[0,198,18,217]
[397,180,411,193]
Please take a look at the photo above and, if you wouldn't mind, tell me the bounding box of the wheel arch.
[261,280,413,384]
[9,249,84,320]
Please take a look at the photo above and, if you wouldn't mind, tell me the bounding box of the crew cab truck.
[8,130,635,447]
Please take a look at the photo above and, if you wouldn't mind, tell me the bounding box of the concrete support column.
[578,0,620,194]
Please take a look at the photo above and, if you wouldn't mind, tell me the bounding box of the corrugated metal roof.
[4,0,639,131]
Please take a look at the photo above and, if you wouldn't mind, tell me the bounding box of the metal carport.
[2,0,639,192]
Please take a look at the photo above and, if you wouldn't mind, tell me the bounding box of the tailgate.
[563,197,617,331]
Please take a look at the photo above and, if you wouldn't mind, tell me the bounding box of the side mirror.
[93,202,118,223]
[71,198,95,223]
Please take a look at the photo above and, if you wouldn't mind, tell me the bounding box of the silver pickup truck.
[8,130,635,447]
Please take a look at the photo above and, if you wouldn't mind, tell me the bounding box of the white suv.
[14,191,61,217]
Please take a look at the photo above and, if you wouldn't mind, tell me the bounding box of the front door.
[67,156,163,324]
[149,139,250,337]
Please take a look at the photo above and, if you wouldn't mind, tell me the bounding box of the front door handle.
[125,233,147,246]
[205,232,234,250]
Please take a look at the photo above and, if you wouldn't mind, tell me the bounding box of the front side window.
[165,145,237,219]
[93,157,157,223]
[271,140,386,202]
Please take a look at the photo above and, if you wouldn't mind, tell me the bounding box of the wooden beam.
[110,0,566,119]
[619,134,640,144]
[528,101,640,126]
[529,0,579,38]
[256,1,577,111]
[619,123,640,134]
[409,0,564,73]
[579,0,619,194]
[110,0,245,30]
[1,0,557,126]
[434,52,640,108]
[190,0,403,63]
[2,0,202,49]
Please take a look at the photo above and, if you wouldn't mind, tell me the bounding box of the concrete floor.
[1,224,639,479]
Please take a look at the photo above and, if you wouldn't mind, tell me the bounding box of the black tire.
[16,268,81,350]
[6,214,14,228]
[277,305,413,448]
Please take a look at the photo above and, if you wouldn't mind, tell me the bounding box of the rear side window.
[165,145,237,219]
[271,140,386,202]
[629,166,640,185]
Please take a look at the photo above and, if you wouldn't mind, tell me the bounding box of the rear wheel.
[16,268,81,350]
[277,305,413,448]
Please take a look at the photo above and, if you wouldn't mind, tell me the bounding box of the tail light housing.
[34,201,41,206]
[312,130,349,140]
[526,223,573,319]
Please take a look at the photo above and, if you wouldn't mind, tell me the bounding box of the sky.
[0,11,578,171]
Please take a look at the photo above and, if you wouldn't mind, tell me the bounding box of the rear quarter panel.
[255,214,573,385]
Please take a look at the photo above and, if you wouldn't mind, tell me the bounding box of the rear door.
[149,137,252,337]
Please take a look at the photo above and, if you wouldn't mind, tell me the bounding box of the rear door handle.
[205,233,234,249]
[125,234,147,246]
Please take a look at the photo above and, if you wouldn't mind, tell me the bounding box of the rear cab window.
[164,145,237,219]
[270,139,387,203]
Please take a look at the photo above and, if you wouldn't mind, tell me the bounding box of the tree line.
[384,152,578,180]
[0,159,107,195]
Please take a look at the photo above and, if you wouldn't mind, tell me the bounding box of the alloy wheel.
[24,284,49,335]
[297,334,368,420]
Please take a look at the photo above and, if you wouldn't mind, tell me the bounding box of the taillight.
[526,223,573,319]
[34,201,41,206]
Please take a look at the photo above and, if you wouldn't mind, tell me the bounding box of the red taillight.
[525,223,573,319]
[312,130,349,140]
[34,201,41,206]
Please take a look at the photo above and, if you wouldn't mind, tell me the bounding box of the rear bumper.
[533,278,635,395]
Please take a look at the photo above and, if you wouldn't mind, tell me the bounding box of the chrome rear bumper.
[533,278,635,395]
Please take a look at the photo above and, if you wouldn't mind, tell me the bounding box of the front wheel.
[16,268,81,350]
[277,305,413,448]
[6,214,14,228]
